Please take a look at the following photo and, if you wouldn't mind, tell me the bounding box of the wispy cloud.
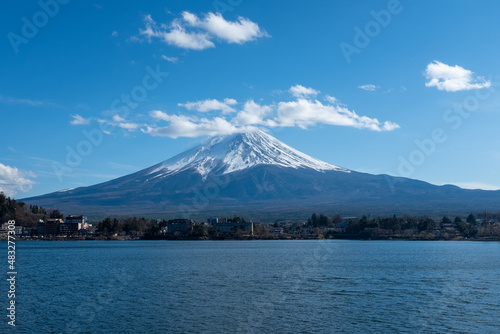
[143,85,399,138]
[70,114,90,125]
[179,98,238,114]
[161,55,178,63]
[117,122,140,130]
[425,60,491,92]
[146,111,252,138]
[289,85,319,98]
[324,95,339,104]
[110,114,140,131]
[0,94,57,107]
[138,12,269,50]
[90,115,141,133]
[358,84,378,91]
[112,115,126,122]
[0,163,36,197]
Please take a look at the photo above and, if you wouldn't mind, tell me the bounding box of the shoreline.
[3,236,499,242]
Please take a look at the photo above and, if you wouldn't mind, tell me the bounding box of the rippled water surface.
[4,240,500,333]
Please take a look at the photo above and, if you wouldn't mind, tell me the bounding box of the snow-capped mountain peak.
[150,130,349,178]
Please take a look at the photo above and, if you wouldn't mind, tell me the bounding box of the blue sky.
[2,0,500,199]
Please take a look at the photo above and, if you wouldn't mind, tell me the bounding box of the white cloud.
[358,84,378,91]
[325,95,340,104]
[140,14,214,50]
[181,11,198,25]
[138,12,268,50]
[150,110,171,121]
[117,122,140,130]
[380,121,400,131]
[143,85,399,138]
[110,115,139,131]
[232,100,274,126]
[179,98,238,114]
[111,30,118,37]
[425,60,491,92]
[289,85,320,98]
[0,163,36,197]
[145,111,252,138]
[112,115,126,122]
[182,11,269,44]
[70,114,90,125]
[161,55,178,63]
[163,27,214,50]
[275,99,399,131]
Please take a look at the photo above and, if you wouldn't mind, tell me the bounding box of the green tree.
[49,209,64,219]
[147,219,161,236]
[345,216,370,234]
[331,215,342,225]
[96,217,119,235]
[454,217,468,235]
[379,215,400,232]
[467,214,476,225]
[401,216,418,230]
[482,211,490,224]
[358,215,374,230]
[318,214,329,227]
[418,217,436,232]
[191,224,208,237]
[308,213,317,226]
[121,217,147,235]
[440,216,452,228]
[308,213,330,227]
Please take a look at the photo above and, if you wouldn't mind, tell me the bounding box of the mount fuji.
[23,130,500,218]
[147,130,348,178]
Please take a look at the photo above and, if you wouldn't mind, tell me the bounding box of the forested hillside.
[0,193,63,229]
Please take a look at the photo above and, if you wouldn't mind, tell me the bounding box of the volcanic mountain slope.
[23,130,500,218]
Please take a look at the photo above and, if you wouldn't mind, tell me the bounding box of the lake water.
[2,240,500,333]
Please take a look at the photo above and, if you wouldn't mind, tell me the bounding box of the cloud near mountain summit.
[141,85,400,138]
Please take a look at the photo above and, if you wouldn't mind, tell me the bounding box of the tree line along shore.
[1,193,499,241]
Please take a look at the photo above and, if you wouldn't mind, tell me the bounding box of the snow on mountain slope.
[22,129,500,217]
[150,130,349,178]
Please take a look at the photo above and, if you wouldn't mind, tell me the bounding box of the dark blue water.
[2,240,499,333]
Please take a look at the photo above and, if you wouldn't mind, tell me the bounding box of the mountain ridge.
[22,130,500,218]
